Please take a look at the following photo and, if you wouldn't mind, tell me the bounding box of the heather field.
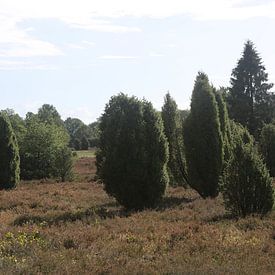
[0,156,274,274]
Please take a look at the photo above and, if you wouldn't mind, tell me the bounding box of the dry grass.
[75,149,96,159]
[0,157,274,274]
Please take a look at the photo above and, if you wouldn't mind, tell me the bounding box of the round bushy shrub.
[96,94,169,210]
[0,113,20,189]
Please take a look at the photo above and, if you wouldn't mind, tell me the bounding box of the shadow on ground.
[156,196,197,211]
[13,206,132,227]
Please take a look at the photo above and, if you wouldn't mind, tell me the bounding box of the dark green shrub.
[96,93,169,210]
[161,93,188,186]
[214,89,232,164]
[222,123,274,217]
[184,72,223,198]
[0,113,20,189]
[259,123,275,177]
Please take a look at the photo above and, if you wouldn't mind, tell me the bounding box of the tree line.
[97,41,275,217]
[0,40,274,217]
[0,105,100,183]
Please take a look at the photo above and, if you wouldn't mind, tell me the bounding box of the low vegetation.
[0,157,274,274]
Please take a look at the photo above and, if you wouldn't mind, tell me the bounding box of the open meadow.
[0,155,274,274]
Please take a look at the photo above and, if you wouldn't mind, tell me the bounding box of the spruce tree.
[161,93,188,186]
[0,113,20,189]
[184,72,223,198]
[96,94,169,210]
[228,40,274,137]
[222,122,274,217]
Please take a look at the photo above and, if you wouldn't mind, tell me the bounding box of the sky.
[0,0,275,124]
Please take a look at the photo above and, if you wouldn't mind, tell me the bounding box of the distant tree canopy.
[88,121,100,147]
[38,104,64,126]
[0,113,20,189]
[0,105,74,181]
[97,93,169,210]
[184,72,223,198]
[227,40,274,137]
[64,117,99,150]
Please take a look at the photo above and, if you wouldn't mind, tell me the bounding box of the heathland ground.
[0,154,274,274]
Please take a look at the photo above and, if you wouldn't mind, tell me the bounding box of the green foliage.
[88,120,100,147]
[81,136,89,150]
[161,92,188,186]
[0,113,20,189]
[222,123,274,217]
[20,120,70,180]
[54,147,74,182]
[37,104,64,126]
[214,89,232,164]
[228,40,274,137]
[64,117,94,150]
[259,123,275,177]
[0,109,26,149]
[97,93,169,210]
[184,72,223,198]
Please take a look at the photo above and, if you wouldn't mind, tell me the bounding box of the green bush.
[54,146,74,182]
[184,73,223,198]
[20,120,69,180]
[214,89,232,164]
[0,113,20,189]
[161,93,188,186]
[259,123,275,177]
[96,93,169,210]
[222,123,274,217]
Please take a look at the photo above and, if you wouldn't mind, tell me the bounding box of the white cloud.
[0,0,274,59]
[0,14,62,57]
[63,18,141,33]
[81,41,96,47]
[65,40,96,50]
[99,55,138,60]
[1,0,275,21]
[0,60,57,70]
[149,52,165,57]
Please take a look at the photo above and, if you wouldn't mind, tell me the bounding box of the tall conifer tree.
[161,93,188,186]
[184,73,223,198]
[228,40,274,137]
[0,113,20,189]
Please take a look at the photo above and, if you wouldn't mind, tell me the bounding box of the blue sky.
[0,0,275,123]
